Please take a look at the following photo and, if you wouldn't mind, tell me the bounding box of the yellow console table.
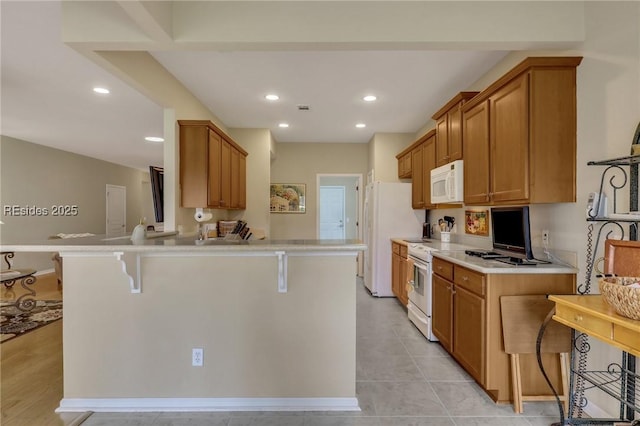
[550,295,640,357]
[548,294,639,423]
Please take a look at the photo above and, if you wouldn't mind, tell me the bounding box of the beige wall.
[0,135,147,270]
[270,143,368,239]
[368,133,415,183]
[227,128,272,235]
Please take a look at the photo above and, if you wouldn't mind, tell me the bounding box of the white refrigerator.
[363,181,423,296]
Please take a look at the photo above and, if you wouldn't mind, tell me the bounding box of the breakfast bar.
[3,235,366,413]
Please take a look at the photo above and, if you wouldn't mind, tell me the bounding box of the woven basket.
[599,277,640,320]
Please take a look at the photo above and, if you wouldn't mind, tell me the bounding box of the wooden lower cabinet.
[431,256,576,403]
[391,242,409,306]
[453,285,485,383]
[431,274,454,352]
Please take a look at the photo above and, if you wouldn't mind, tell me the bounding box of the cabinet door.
[180,125,209,208]
[435,116,449,167]
[453,285,485,384]
[207,129,223,208]
[230,147,246,209]
[411,145,425,209]
[490,74,529,203]
[432,274,454,352]
[463,101,490,204]
[219,138,232,208]
[423,135,436,208]
[391,251,401,300]
[448,106,463,162]
[398,152,412,179]
[398,254,408,306]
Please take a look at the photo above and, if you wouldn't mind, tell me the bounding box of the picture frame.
[465,210,489,235]
[270,184,306,213]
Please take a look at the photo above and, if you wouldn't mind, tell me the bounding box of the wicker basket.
[599,277,640,320]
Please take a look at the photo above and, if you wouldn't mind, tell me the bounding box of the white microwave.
[430,160,464,204]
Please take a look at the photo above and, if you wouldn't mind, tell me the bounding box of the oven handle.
[408,258,429,289]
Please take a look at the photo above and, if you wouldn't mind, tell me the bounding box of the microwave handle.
[445,172,452,199]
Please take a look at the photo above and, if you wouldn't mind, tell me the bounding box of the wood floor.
[1,273,86,426]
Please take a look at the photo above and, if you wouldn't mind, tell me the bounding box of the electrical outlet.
[542,230,550,246]
[192,348,203,367]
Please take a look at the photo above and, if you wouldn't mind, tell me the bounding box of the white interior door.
[319,186,345,239]
[106,184,126,236]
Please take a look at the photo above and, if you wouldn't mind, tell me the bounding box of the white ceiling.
[1,1,509,171]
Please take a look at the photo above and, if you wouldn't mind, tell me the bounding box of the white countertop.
[2,234,367,254]
[399,238,577,275]
[433,250,577,274]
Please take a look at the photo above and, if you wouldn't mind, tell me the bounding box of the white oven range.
[407,243,438,341]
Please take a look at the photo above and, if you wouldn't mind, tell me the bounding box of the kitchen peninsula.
[2,235,366,413]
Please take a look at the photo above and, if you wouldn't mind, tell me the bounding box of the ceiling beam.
[116,1,173,44]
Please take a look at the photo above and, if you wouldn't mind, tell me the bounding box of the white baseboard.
[56,397,360,413]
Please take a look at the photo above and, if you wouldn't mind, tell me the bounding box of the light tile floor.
[76,278,562,426]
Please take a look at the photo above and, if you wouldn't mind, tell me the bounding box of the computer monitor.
[490,206,533,259]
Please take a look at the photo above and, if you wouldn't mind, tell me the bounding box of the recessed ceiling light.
[363,95,377,102]
[93,87,110,94]
[278,123,290,128]
[356,123,366,128]
[265,94,280,101]
[145,136,164,142]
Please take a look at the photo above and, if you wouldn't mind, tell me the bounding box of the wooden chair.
[603,239,640,275]
[500,295,572,414]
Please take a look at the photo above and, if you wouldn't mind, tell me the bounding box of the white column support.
[116,252,142,293]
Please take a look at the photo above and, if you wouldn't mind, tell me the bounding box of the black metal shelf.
[573,365,640,414]
[587,217,640,223]
[588,154,640,166]
[566,151,639,425]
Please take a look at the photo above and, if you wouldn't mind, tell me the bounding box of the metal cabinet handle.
[574,315,583,322]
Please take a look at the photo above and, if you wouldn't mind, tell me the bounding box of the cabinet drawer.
[400,245,408,258]
[433,258,453,281]
[613,324,640,354]
[454,266,485,297]
[555,305,612,340]
[392,242,400,255]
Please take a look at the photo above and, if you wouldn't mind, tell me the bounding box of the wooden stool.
[500,295,571,414]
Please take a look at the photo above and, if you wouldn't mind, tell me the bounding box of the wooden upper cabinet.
[230,146,246,209]
[463,100,490,204]
[396,128,438,209]
[462,56,582,205]
[207,129,223,207]
[432,92,479,167]
[490,74,529,203]
[411,144,425,209]
[397,151,412,178]
[423,133,436,209]
[180,125,210,208]
[179,120,248,209]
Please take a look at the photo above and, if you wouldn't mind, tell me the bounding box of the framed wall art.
[270,184,306,213]
[465,210,489,236]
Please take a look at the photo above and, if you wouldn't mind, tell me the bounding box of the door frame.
[316,174,364,274]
